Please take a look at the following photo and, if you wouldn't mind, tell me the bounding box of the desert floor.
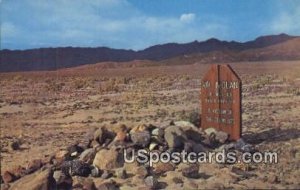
[1,61,300,189]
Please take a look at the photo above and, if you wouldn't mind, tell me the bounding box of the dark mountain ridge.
[0,33,298,72]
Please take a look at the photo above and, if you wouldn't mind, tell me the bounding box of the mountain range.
[1,33,300,72]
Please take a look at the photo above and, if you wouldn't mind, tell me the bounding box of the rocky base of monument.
[1,121,259,190]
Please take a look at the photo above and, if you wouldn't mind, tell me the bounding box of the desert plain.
[0,60,300,189]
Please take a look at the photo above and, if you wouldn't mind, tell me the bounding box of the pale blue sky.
[1,0,300,50]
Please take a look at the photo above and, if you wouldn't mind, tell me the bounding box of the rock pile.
[1,121,255,190]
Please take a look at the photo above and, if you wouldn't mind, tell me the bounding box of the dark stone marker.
[201,64,242,140]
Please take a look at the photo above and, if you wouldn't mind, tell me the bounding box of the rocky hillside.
[1,34,299,72]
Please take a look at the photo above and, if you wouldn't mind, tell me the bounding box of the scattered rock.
[9,168,56,190]
[97,180,119,190]
[192,143,206,153]
[151,128,164,138]
[136,166,148,178]
[79,148,96,164]
[144,176,158,189]
[9,140,20,151]
[172,177,183,184]
[67,144,84,158]
[94,127,116,145]
[130,131,151,148]
[182,164,199,179]
[174,121,197,130]
[101,170,112,179]
[204,128,217,136]
[130,124,148,134]
[215,131,229,144]
[72,176,96,190]
[152,162,175,175]
[55,150,69,163]
[115,168,127,179]
[235,138,255,152]
[164,125,187,148]
[149,142,158,151]
[25,159,43,174]
[2,171,17,183]
[53,170,72,189]
[61,160,91,177]
[93,148,124,170]
[90,166,101,177]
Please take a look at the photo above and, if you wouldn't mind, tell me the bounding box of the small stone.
[192,143,206,153]
[94,127,116,145]
[0,184,10,190]
[97,180,119,190]
[53,170,72,189]
[215,131,229,144]
[172,177,183,184]
[67,144,84,158]
[25,159,43,174]
[130,131,151,148]
[174,121,197,129]
[9,140,20,151]
[2,171,17,183]
[184,141,194,153]
[151,128,164,137]
[90,166,101,177]
[164,125,187,149]
[204,127,217,136]
[79,148,96,164]
[115,168,127,179]
[101,170,112,179]
[72,176,96,190]
[149,142,158,151]
[55,150,69,163]
[136,166,148,178]
[182,164,199,179]
[235,138,255,152]
[93,148,124,170]
[144,176,158,189]
[61,160,91,177]
[153,162,175,175]
[130,124,148,134]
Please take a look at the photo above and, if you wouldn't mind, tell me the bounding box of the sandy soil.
[1,60,300,189]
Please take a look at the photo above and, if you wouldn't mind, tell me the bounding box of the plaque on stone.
[200,64,242,140]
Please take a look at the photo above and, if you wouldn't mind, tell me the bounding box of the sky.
[1,0,300,50]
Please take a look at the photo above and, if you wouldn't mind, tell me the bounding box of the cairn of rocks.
[1,121,254,190]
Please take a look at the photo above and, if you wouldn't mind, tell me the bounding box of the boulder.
[61,160,91,177]
[72,176,96,190]
[9,168,56,190]
[2,171,17,183]
[93,148,124,170]
[25,159,43,174]
[182,164,199,179]
[130,131,151,148]
[115,168,127,179]
[215,131,229,144]
[97,180,119,190]
[164,125,187,148]
[144,176,158,189]
[94,127,116,145]
[152,162,175,175]
[79,148,96,164]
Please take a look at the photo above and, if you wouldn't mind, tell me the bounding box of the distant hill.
[0,33,299,72]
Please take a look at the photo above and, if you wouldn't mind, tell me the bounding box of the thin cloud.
[180,13,196,23]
